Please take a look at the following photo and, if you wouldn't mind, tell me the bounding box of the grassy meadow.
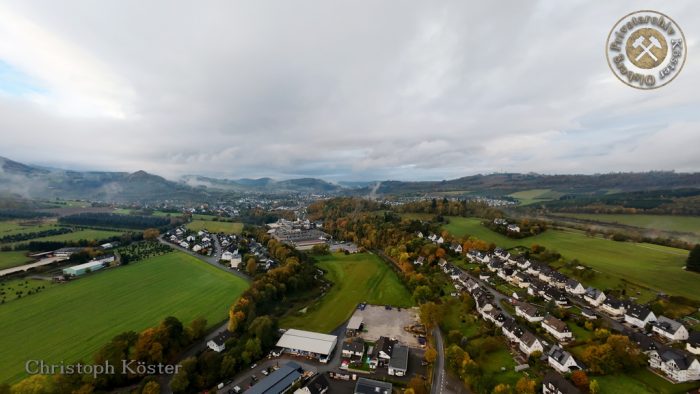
[280,252,413,333]
[0,251,33,270]
[14,229,123,245]
[508,189,563,205]
[0,251,248,383]
[443,217,696,301]
[186,220,244,234]
[553,213,700,235]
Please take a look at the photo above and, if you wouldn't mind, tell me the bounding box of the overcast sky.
[0,1,698,181]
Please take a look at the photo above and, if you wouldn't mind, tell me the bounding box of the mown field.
[186,220,244,234]
[594,369,699,394]
[553,213,700,235]
[0,220,59,237]
[12,229,123,245]
[0,251,33,270]
[508,189,564,205]
[280,252,413,333]
[443,217,696,301]
[0,251,248,383]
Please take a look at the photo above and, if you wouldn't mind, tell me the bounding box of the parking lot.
[352,304,423,347]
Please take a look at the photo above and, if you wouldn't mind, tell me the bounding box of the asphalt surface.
[431,328,448,394]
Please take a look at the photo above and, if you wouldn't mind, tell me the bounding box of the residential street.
[158,235,250,282]
[431,328,450,394]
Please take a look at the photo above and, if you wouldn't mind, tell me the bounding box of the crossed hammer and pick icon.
[632,35,662,62]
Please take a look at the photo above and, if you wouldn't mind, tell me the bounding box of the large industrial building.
[275,329,338,360]
[62,260,107,276]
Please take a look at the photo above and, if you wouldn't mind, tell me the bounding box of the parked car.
[262,369,269,376]
[250,363,257,369]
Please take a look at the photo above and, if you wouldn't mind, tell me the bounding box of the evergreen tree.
[687,244,700,273]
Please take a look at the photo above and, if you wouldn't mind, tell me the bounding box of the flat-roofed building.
[276,329,338,360]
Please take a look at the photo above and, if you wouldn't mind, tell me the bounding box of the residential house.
[370,337,395,368]
[624,303,657,329]
[687,332,700,356]
[436,236,444,244]
[648,346,700,383]
[513,271,530,288]
[542,315,573,342]
[653,316,690,341]
[413,256,425,266]
[629,331,658,354]
[484,309,507,327]
[551,272,569,289]
[542,371,582,394]
[388,344,409,376]
[515,303,544,323]
[507,224,520,233]
[564,279,586,296]
[450,243,463,253]
[342,338,365,359]
[581,309,597,320]
[354,378,392,394]
[519,331,544,356]
[584,287,606,307]
[207,331,231,353]
[494,248,510,260]
[515,256,531,270]
[547,345,582,374]
[600,297,626,317]
[544,287,569,306]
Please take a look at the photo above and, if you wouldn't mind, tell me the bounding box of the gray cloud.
[0,0,698,181]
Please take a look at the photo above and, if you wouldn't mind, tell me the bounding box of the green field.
[17,229,123,244]
[595,369,699,394]
[186,220,244,234]
[443,217,697,300]
[280,253,413,333]
[0,251,248,383]
[553,213,700,235]
[0,251,33,270]
[0,220,59,237]
[509,189,563,206]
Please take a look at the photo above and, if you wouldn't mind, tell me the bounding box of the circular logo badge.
[606,10,686,89]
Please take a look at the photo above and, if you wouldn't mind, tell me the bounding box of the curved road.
[432,328,447,394]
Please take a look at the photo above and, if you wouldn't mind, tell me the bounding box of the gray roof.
[548,345,577,368]
[626,303,653,320]
[245,362,302,394]
[689,331,700,347]
[543,371,581,394]
[655,316,685,334]
[354,378,392,394]
[389,344,409,371]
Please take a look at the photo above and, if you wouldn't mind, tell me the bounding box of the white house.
[584,287,606,307]
[413,256,425,266]
[653,316,689,341]
[507,224,520,233]
[564,279,586,296]
[687,332,700,356]
[547,345,581,374]
[179,241,190,249]
[542,316,573,342]
[648,347,700,383]
[341,338,365,358]
[518,331,544,356]
[192,244,203,253]
[515,303,544,323]
[207,331,231,353]
[624,304,657,329]
[600,297,626,317]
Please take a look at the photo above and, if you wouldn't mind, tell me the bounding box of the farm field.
[0,220,59,237]
[400,212,435,221]
[553,213,700,235]
[443,217,696,301]
[0,251,33,270]
[0,251,248,383]
[280,252,413,333]
[186,220,243,234]
[13,229,123,244]
[508,189,563,205]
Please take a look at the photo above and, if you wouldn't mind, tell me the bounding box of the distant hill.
[180,175,343,194]
[359,173,700,196]
[2,155,700,204]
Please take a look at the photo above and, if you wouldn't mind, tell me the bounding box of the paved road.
[158,235,250,282]
[431,328,448,394]
[0,256,68,277]
[453,267,512,318]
